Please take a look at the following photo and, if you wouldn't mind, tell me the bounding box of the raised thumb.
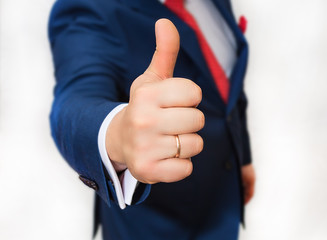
[146,18,180,80]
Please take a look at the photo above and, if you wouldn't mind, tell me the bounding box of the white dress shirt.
[98,0,237,209]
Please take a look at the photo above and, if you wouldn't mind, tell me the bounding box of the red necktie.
[165,0,230,103]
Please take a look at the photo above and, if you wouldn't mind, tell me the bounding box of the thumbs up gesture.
[106,19,204,184]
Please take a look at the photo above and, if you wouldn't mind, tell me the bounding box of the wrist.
[106,106,127,168]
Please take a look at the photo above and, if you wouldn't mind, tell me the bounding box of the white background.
[0,0,326,239]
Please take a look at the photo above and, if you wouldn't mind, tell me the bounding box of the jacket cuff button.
[79,175,99,191]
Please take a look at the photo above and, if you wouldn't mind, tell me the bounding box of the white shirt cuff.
[97,103,139,209]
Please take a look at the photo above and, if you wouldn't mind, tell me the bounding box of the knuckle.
[130,113,153,130]
[131,160,143,176]
[134,85,157,102]
[142,166,156,183]
[194,135,204,153]
[128,105,158,131]
[187,135,203,156]
[195,110,205,129]
[132,160,150,179]
[184,161,193,177]
[131,115,146,129]
[190,83,202,105]
[134,86,149,98]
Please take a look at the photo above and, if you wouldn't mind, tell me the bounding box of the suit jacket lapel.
[212,0,249,114]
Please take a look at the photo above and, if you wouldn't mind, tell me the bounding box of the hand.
[241,164,256,205]
[106,19,205,184]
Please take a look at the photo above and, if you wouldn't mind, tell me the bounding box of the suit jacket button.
[226,115,232,122]
[224,161,233,170]
[79,175,98,191]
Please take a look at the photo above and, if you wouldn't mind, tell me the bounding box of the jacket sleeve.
[48,0,151,208]
[238,90,252,166]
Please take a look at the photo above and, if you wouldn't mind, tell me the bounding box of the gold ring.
[174,135,181,158]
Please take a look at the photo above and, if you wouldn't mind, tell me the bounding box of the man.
[49,0,255,239]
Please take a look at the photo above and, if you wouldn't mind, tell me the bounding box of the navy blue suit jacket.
[49,0,251,239]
